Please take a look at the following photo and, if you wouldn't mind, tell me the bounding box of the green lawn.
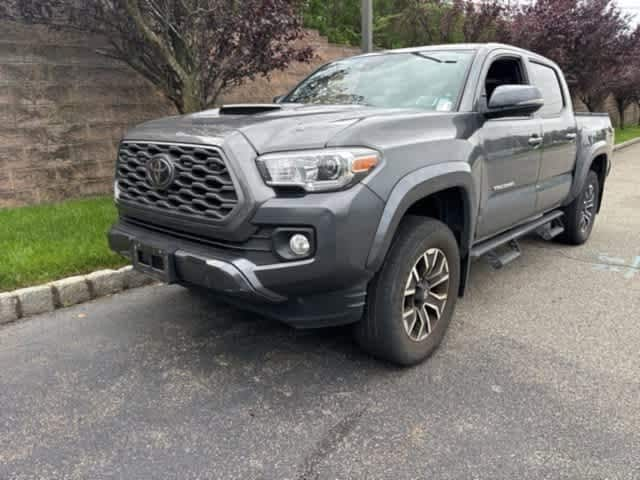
[615,125,640,144]
[0,197,127,292]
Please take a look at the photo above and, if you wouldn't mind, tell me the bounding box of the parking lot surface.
[1,145,639,480]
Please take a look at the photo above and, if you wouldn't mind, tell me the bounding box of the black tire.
[558,170,600,245]
[354,216,460,366]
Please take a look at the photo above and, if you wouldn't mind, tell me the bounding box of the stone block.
[14,285,54,316]
[51,275,90,307]
[0,293,19,324]
[118,265,155,289]
[86,269,125,297]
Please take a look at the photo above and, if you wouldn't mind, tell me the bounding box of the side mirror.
[273,95,284,104]
[485,85,544,118]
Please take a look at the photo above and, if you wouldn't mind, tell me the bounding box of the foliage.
[302,0,365,45]
[302,0,412,46]
[302,0,508,48]
[377,0,508,48]
[506,0,636,112]
[0,0,313,113]
[461,0,510,43]
[376,0,465,48]
[607,29,640,127]
[0,197,126,292]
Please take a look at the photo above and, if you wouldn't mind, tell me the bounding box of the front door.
[476,117,543,239]
[475,53,543,240]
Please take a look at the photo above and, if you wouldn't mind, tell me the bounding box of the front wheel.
[354,216,460,366]
[558,170,600,245]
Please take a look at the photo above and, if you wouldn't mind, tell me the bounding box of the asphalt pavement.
[1,145,639,480]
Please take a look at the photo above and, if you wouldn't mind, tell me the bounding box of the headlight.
[256,148,380,192]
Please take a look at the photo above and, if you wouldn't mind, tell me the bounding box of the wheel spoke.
[579,217,587,231]
[419,305,432,334]
[422,253,430,274]
[407,312,418,336]
[415,319,426,340]
[425,300,441,320]
[428,291,447,301]
[412,267,420,283]
[427,259,447,281]
[430,273,449,288]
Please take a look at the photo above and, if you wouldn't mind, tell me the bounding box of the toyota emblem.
[146,154,175,190]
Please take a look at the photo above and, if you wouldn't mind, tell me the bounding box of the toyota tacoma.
[109,43,613,365]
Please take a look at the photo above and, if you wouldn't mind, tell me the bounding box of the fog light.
[289,233,311,256]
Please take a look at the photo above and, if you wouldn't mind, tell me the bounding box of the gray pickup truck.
[109,43,613,365]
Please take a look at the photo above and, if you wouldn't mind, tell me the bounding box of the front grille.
[116,142,239,221]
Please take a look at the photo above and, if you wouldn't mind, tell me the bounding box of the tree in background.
[373,0,510,48]
[303,0,364,45]
[461,0,510,43]
[1,0,313,113]
[507,0,634,112]
[304,0,510,49]
[376,0,466,47]
[607,28,640,128]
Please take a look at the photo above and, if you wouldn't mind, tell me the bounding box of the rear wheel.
[354,216,460,366]
[559,170,600,245]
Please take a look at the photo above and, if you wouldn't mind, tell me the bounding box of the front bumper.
[109,184,385,328]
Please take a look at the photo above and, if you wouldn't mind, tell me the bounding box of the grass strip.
[0,196,126,292]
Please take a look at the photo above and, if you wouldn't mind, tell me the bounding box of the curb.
[0,266,156,326]
[613,136,640,151]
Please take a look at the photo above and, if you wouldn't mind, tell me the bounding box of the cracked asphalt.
[1,145,639,480]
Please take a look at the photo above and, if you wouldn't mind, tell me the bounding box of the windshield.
[284,51,475,111]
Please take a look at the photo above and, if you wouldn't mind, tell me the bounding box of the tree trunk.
[616,97,626,129]
[180,75,204,114]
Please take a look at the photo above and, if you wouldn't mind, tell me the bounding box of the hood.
[123,103,430,154]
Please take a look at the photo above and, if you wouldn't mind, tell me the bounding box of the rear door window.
[529,62,564,117]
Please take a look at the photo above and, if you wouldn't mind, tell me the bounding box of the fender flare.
[366,162,476,272]
[565,140,610,207]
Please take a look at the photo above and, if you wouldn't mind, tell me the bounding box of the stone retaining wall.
[0,21,173,207]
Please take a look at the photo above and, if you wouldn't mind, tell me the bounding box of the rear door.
[527,60,577,213]
[475,52,543,240]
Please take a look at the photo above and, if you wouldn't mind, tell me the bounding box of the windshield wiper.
[413,53,443,63]
[412,53,459,64]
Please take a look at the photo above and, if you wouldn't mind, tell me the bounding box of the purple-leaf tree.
[462,0,510,43]
[607,28,640,128]
[1,0,313,113]
[507,0,633,112]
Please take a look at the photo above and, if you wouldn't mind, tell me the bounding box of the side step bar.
[486,240,521,269]
[471,210,565,261]
[535,219,565,241]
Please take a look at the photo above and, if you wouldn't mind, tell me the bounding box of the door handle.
[528,135,543,147]
[566,132,577,140]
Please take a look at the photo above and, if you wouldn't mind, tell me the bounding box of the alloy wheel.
[580,183,596,232]
[402,248,450,342]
